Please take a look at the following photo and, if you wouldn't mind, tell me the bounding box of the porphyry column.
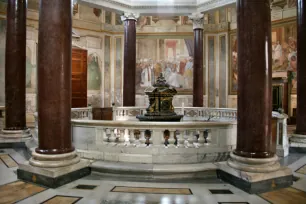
[18,0,90,188]
[290,0,306,147]
[121,13,138,106]
[189,13,204,107]
[217,0,292,194]
[1,0,31,138]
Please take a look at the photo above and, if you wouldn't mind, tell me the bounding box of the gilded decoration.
[136,74,183,121]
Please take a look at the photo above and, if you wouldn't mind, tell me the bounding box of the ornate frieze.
[188,13,204,30]
[204,22,230,32]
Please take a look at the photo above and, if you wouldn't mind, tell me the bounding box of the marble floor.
[0,148,306,204]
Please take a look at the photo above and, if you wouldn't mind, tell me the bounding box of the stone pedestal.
[217,161,292,194]
[17,160,90,188]
[290,0,306,150]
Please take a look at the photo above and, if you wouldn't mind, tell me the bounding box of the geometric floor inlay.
[209,189,233,194]
[0,180,46,204]
[296,164,306,175]
[259,187,306,204]
[74,184,98,190]
[111,186,193,195]
[41,195,82,204]
[0,154,18,168]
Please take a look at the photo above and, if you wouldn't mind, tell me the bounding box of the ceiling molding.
[79,0,236,15]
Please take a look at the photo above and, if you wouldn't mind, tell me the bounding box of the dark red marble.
[234,0,274,158]
[4,0,27,130]
[36,0,74,154]
[193,28,204,107]
[296,0,306,135]
[123,19,137,106]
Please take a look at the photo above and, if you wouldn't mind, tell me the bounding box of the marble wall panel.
[208,36,216,107]
[104,36,111,107]
[219,35,227,108]
[114,37,123,106]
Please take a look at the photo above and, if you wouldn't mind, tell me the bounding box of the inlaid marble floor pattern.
[0,148,306,204]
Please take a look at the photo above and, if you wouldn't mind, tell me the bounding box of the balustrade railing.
[72,120,236,149]
[112,106,237,122]
[71,107,92,120]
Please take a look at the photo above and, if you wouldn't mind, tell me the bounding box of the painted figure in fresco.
[184,57,193,89]
[140,60,153,87]
[232,38,238,91]
[87,54,102,90]
[168,65,181,88]
[273,41,283,63]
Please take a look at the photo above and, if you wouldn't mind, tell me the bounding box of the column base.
[216,153,292,194]
[29,150,81,168]
[290,134,306,152]
[17,158,91,188]
[0,128,32,139]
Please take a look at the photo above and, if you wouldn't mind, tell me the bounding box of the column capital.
[121,12,139,21]
[188,13,204,30]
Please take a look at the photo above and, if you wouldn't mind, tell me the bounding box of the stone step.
[90,161,218,181]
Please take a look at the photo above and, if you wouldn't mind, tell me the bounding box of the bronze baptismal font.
[137,74,183,121]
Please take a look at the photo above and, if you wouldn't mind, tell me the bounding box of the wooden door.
[72,48,87,108]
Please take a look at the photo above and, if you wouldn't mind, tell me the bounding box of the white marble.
[19,159,90,178]
[217,162,292,183]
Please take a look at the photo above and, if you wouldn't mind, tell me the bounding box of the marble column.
[29,0,79,166]
[189,13,204,107]
[18,0,90,188]
[0,0,31,138]
[122,13,138,106]
[291,0,306,146]
[217,0,292,194]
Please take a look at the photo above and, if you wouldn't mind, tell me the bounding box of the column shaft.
[296,0,306,134]
[234,0,274,158]
[4,0,27,130]
[36,0,73,154]
[123,19,136,106]
[193,29,204,107]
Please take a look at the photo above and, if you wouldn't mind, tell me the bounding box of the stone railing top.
[71,107,93,111]
[71,119,236,130]
[0,106,4,111]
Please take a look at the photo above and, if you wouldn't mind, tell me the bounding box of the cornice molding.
[79,0,235,15]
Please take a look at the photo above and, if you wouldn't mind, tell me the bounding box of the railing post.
[198,130,205,147]
[138,130,146,147]
[102,128,109,145]
[118,129,126,146]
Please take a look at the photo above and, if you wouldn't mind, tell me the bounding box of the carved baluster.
[109,128,117,146]
[176,130,185,148]
[167,130,176,148]
[118,129,126,146]
[138,130,146,147]
[187,130,195,148]
[103,128,110,145]
[198,130,205,147]
[128,129,136,147]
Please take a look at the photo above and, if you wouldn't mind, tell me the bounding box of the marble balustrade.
[71,107,92,120]
[71,120,237,164]
[113,106,237,121]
